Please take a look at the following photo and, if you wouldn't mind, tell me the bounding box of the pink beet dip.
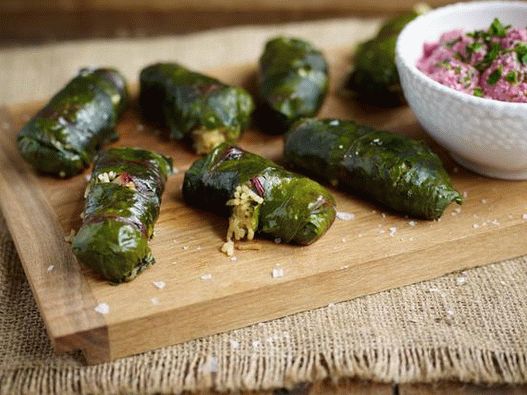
[417,19,527,103]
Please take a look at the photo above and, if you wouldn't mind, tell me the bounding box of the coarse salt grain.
[150,297,160,305]
[94,303,110,315]
[341,237,346,243]
[408,220,417,227]
[201,273,212,281]
[456,276,467,286]
[230,256,238,262]
[152,280,166,289]
[522,214,527,220]
[389,226,397,236]
[272,267,284,278]
[182,245,189,250]
[336,211,355,221]
[472,224,480,229]
[47,265,54,272]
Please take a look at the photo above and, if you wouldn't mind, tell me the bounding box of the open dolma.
[72,147,172,283]
[346,11,419,107]
[17,68,128,177]
[258,37,329,133]
[284,118,462,220]
[139,63,254,154]
[183,143,336,255]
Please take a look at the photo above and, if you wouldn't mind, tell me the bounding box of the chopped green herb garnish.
[466,42,483,53]
[446,37,462,48]
[473,87,484,97]
[515,43,527,65]
[454,66,462,75]
[487,67,502,85]
[506,71,519,84]
[489,18,510,38]
[476,42,501,71]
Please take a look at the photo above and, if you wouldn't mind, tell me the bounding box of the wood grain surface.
[1,48,527,363]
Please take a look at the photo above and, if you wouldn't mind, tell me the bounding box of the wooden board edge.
[0,106,109,357]
[92,221,527,363]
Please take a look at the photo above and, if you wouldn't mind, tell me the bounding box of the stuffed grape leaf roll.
[17,68,128,177]
[346,11,420,107]
[72,147,172,283]
[284,118,462,220]
[258,36,329,133]
[139,63,254,154]
[183,143,336,255]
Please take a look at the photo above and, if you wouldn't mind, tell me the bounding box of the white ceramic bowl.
[396,1,527,180]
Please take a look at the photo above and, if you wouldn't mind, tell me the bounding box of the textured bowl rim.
[396,1,527,109]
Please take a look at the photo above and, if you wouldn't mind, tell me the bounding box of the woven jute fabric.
[1,18,527,395]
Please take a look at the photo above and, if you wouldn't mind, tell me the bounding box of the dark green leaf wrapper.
[139,63,254,154]
[258,37,329,133]
[284,118,462,220]
[346,11,419,107]
[72,147,172,283]
[183,143,336,245]
[17,68,128,177]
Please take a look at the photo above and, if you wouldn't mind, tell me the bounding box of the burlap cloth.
[1,18,526,395]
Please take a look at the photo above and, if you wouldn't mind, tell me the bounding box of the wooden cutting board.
[1,48,526,364]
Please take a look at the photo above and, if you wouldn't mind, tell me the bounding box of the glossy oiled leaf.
[284,118,462,220]
[139,63,254,154]
[17,68,128,177]
[72,147,172,283]
[258,37,329,133]
[346,11,419,107]
[183,143,336,245]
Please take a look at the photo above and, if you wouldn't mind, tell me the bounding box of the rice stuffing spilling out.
[417,18,527,103]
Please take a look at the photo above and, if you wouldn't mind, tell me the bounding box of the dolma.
[258,36,329,133]
[139,63,254,154]
[183,143,336,255]
[17,68,128,177]
[346,11,419,107]
[284,118,462,220]
[72,147,172,283]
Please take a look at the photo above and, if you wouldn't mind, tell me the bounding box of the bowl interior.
[398,1,527,67]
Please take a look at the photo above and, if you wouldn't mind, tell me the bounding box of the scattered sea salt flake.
[341,237,346,243]
[379,229,385,234]
[456,276,467,286]
[340,265,349,270]
[182,245,189,250]
[150,297,160,305]
[274,238,281,244]
[522,214,527,220]
[327,303,335,308]
[472,223,480,229]
[230,256,237,262]
[409,237,415,241]
[207,356,218,373]
[408,220,417,227]
[389,226,397,236]
[272,267,284,278]
[47,265,54,272]
[490,219,500,226]
[94,303,110,315]
[481,199,487,204]
[229,339,240,349]
[152,280,166,289]
[201,273,212,281]
[336,211,355,221]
